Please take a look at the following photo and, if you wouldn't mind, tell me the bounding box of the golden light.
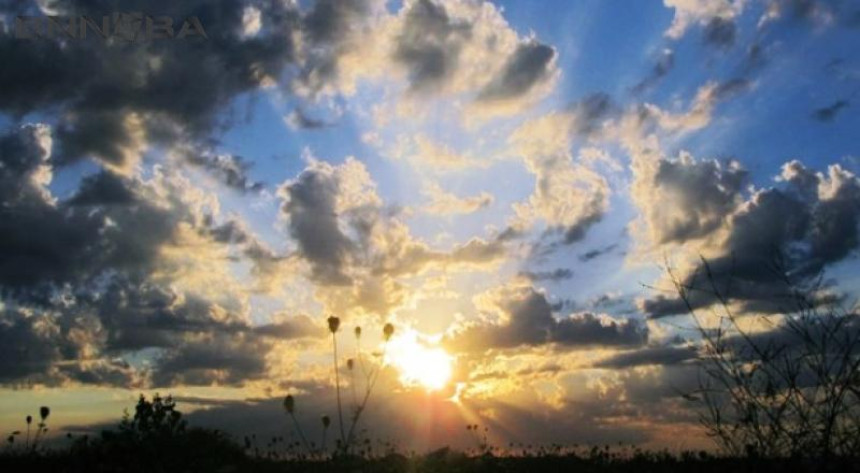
[386,330,453,391]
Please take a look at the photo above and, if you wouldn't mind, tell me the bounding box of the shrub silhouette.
[74,394,243,472]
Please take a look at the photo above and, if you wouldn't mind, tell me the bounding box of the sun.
[386,330,453,391]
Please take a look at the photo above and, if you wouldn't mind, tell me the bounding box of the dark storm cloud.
[0,0,298,170]
[643,161,860,318]
[477,40,556,101]
[632,49,675,95]
[702,17,736,48]
[446,285,646,352]
[518,268,574,282]
[393,0,471,93]
[812,99,850,122]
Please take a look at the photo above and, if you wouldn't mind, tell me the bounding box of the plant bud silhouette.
[354,326,361,338]
[39,407,50,421]
[26,415,32,425]
[347,358,354,370]
[283,395,295,414]
[383,323,394,341]
[327,316,340,333]
[321,415,331,428]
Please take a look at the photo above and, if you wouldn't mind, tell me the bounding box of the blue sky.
[1,0,859,451]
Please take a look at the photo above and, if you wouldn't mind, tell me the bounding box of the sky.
[1,0,859,452]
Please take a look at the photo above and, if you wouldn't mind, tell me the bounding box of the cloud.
[636,152,748,245]
[811,99,850,122]
[510,96,615,246]
[0,0,298,172]
[277,156,507,317]
[632,49,675,95]
[446,283,647,352]
[422,182,493,215]
[642,160,860,317]
[277,156,379,285]
[596,345,698,369]
[0,124,319,388]
[579,244,619,262]
[476,39,558,104]
[759,0,841,27]
[178,149,264,193]
[394,135,487,172]
[518,268,575,282]
[640,79,752,134]
[663,0,745,40]
[284,108,335,130]
[702,16,737,48]
[393,0,473,94]
[294,0,559,118]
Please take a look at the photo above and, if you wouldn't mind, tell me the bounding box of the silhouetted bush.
[671,257,860,459]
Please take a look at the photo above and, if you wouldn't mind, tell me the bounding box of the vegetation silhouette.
[283,319,396,459]
[669,256,860,459]
[2,301,859,472]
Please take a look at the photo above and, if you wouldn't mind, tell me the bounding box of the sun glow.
[386,330,453,391]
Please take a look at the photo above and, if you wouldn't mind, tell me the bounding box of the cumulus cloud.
[0,0,298,172]
[663,0,745,40]
[393,0,473,94]
[635,152,748,245]
[446,283,647,352]
[295,0,559,117]
[475,38,558,110]
[642,161,860,317]
[277,157,507,316]
[0,124,318,387]
[509,95,616,246]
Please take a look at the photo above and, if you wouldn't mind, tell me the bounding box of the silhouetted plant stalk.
[29,406,50,452]
[347,358,357,409]
[327,316,346,448]
[25,415,31,450]
[320,415,330,455]
[344,322,395,451]
[282,395,311,455]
